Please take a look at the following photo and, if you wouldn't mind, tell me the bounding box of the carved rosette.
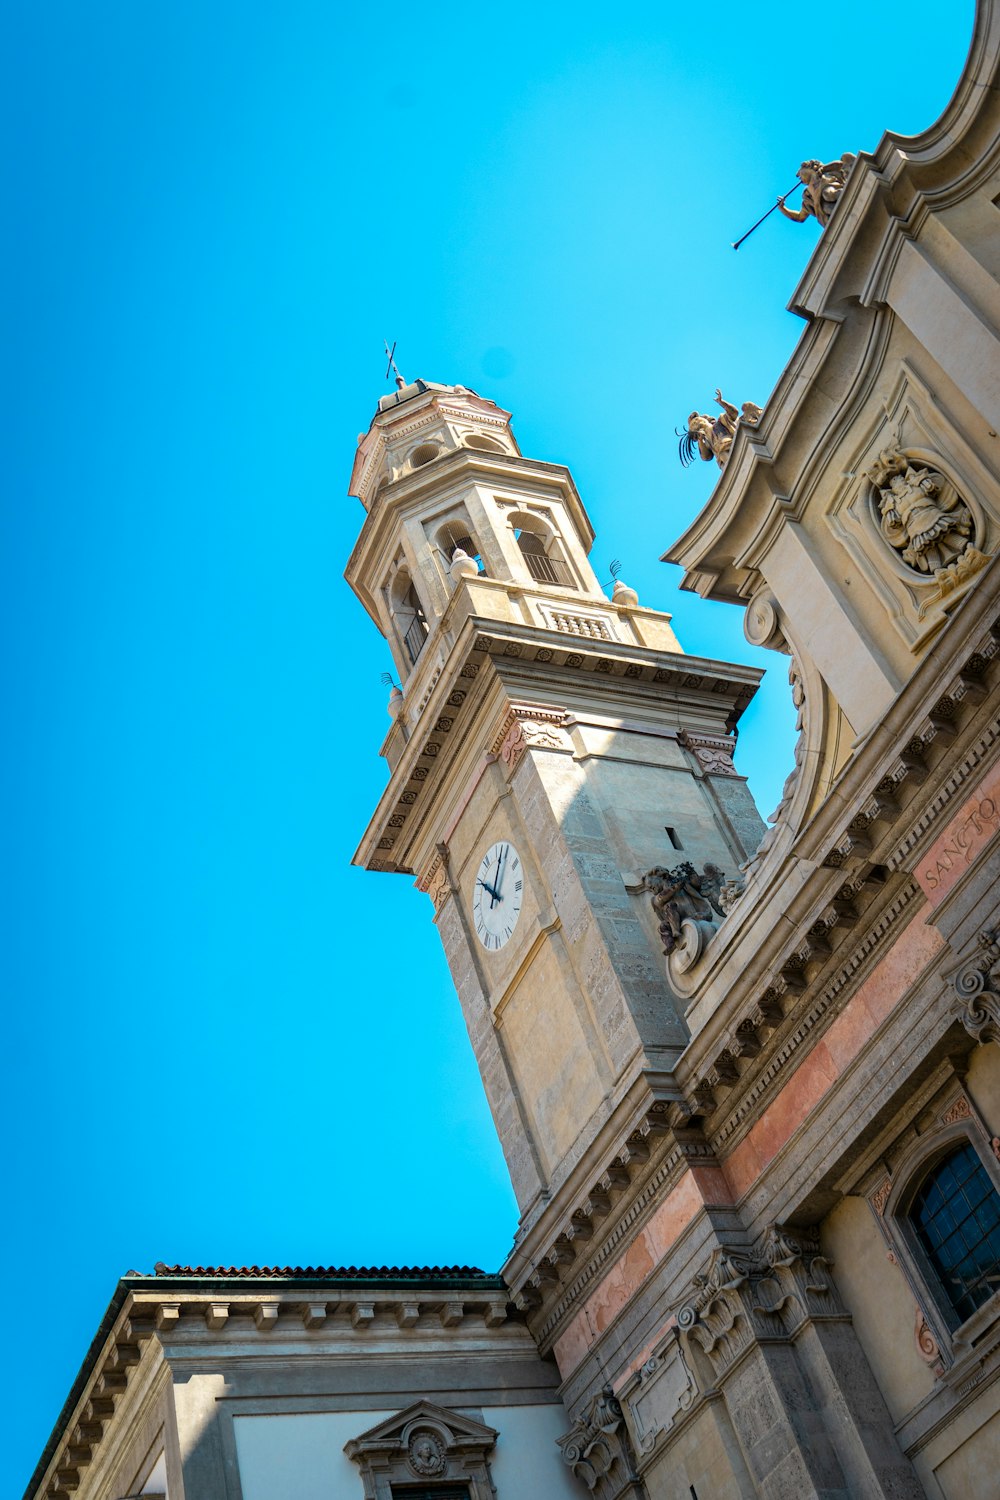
[557,1385,639,1498]
[953,928,1000,1046]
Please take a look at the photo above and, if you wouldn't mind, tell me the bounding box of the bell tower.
[346,376,765,1243]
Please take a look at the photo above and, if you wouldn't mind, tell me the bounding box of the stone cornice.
[354,619,760,874]
[501,1073,699,1322]
[671,605,1000,1151]
[676,584,999,1012]
[26,1278,521,1500]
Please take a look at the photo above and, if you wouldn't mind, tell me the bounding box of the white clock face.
[472,840,523,951]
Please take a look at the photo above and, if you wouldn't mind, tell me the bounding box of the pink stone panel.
[822,985,879,1073]
[643,1170,706,1259]
[552,1171,710,1379]
[751,1042,838,1170]
[688,1164,732,1204]
[915,759,1000,907]
[725,1134,763,1202]
[613,1315,679,1392]
[724,918,945,1202]
[554,1309,592,1375]
[855,916,944,1028]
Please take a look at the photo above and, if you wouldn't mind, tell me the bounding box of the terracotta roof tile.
[152,1262,489,1279]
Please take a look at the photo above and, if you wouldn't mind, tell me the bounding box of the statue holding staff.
[777,155,857,228]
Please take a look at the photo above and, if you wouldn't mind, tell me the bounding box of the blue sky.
[1,1,975,1490]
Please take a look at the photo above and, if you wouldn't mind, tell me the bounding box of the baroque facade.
[25,3,1000,1497]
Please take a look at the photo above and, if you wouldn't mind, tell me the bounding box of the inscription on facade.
[919,793,998,899]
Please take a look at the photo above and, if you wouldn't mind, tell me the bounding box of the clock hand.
[476,877,501,901]
[494,843,509,898]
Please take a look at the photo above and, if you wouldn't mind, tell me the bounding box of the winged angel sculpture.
[679,390,763,470]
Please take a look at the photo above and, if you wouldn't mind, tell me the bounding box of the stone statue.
[679,390,763,470]
[777,155,856,228]
[866,448,973,574]
[643,861,728,954]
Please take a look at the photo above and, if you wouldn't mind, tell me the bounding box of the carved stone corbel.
[953,928,1000,1045]
[416,842,453,914]
[755,1223,843,1330]
[676,1228,841,1382]
[557,1385,642,1498]
[675,1246,763,1381]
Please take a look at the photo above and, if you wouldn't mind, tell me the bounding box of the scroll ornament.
[676,1228,839,1382]
[557,1385,638,1496]
[953,928,1000,1046]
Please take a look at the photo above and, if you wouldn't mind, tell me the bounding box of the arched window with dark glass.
[910,1142,1000,1324]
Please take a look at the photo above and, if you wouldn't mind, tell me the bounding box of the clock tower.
[346,376,764,1251]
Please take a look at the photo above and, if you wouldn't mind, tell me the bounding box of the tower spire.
[383,338,406,390]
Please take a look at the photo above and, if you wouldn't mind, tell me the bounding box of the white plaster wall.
[233,1405,579,1499]
[481,1404,581,1497]
[234,1412,394,1500]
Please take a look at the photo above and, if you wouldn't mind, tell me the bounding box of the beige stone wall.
[823,1194,936,1422]
[641,1401,753,1499]
[967,1041,1000,1133]
[915,1391,1000,1499]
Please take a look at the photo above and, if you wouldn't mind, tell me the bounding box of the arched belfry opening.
[511,513,575,589]
[388,569,429,668]
[437,518,485,575]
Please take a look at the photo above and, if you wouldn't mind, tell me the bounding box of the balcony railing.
[522,550,574,588]
[403,615,428,665]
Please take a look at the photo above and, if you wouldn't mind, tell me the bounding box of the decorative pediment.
[345,1400,498,1499]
